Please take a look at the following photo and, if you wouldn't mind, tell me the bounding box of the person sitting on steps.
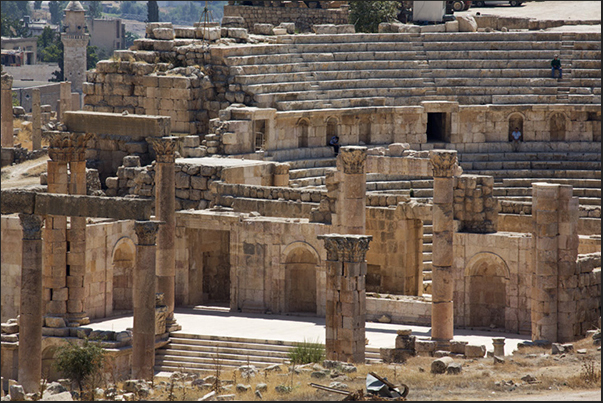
[329,135,340,156]
[510,127,522,152]
[551,54,562,79]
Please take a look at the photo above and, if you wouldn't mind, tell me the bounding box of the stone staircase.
[422,219,433,296]
[219,31,601,111]
[154,333,383,376]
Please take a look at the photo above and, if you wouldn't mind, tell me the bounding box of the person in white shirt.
[511,127,522,152]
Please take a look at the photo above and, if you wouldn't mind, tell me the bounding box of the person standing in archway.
[511,127,522,152]
[329,135,340,156]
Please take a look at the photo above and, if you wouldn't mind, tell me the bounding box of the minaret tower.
[61,1,89,94]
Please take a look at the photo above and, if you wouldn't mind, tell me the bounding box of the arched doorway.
[549,113,566,142]
[298,119,309,148]
[111,237,136,312]
[285,246,318,314]
[465,253,509,330]
[508,113,524,141]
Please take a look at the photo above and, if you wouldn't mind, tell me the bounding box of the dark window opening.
[426,112,446,142]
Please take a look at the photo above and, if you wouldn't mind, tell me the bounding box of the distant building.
[86,17,127,55]
[0,37,37,65]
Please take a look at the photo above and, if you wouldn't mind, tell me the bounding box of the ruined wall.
[454,175,497,233]
[223,4,349,32]
[453,232,534,334]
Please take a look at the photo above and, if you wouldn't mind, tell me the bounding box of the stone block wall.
[365,207,423,296]
[1,216,22,322]
[454,175,498,233]
[223,4,349,32]
[574,253,602,335]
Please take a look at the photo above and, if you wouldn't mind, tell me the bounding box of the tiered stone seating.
[220,31,601,111]
[154,332,382,375]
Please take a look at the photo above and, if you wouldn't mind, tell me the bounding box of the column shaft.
[31,88,41,151]
[155,161,175,319]
[430,150,457,345]
[132,221,160,381]
[59,82,71,121]
[1,73,14,148]
[18,214,44,394]
[336,147,367,235]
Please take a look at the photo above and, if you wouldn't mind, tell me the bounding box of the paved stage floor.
[88,306,530,357]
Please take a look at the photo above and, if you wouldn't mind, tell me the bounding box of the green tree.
[348,1,400,33]
[49,1,69,25]
[1,1,31,20]
[147,0,159,22]
[85,1,103,19]
[124,30,140,48]
[1,11,31,37]
[53,338,105,393]
[37,26,58,61]
[34,1,43,10]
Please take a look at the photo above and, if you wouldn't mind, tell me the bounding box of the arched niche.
[464,252,510,330]
[283,242,320,314]
[508,113,525,142]
[297,118,310,148]
[359,119,371,145]
[549,112,567,142]
[111,237,136,312]
[326,117,339,146]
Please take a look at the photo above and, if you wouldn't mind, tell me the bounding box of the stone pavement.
[88,306,530,357]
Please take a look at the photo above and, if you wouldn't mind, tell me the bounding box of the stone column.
[31,88,42,151]
[1,72,14,148]
[66,133,91,326]
[429,150,457,348]
[59,82,71,121]
[318,234,372,363]
[492,337,505,357]
[335,146,367,235]
[147,137,180,333]
[531,183,579,343]
[18,214,44,394]
[132,221,161,381]
[43,133,71,319]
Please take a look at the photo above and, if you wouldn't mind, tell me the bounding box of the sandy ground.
[458,0,601,22]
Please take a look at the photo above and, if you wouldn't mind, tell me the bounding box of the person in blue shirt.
[551,55,562,79]
[329,135,340,156]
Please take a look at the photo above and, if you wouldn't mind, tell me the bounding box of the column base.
[166,318,182,332]
[66,313,90,327]
[432,339,451,352]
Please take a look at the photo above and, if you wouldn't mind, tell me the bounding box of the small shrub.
[580,358,601,385]
[288,339,325,365]
[53,337,105,393]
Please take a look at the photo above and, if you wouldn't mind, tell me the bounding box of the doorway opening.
[426,112,447,142]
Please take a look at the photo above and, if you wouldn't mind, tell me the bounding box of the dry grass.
[13,118,50,151]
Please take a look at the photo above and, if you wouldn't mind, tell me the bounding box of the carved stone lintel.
[134,221,162,246]
[19,214,43,240]
[45,131,93,162]
[430,150,457,178]
[339,146,367,175]
[147,136,178,163]
[318,234,373,263]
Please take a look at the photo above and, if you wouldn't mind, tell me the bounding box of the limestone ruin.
[1,0,600,393]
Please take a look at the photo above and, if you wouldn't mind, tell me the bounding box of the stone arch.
[507,112,525,142]
[464,252,510,330]
[283,242,320,314]
[111,237,136,312]
[326,117,339,146]
[297,118,310,148]
[549,112,567,141]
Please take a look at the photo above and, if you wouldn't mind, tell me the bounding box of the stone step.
[289,167,334,179]
[232,60,425,75]
[496,195,601,206]
[428,58,599,70]
[423,271,432,281]
[423,244,432,253]
[494,187,601,198]
[442,141,599,154]
[423,251,433,262]
[235,68,424,85]
[458,152,601,163]
[467,169,601,180]
[157,348,287,364]
[462,160,600,171]
[500,178,601,188]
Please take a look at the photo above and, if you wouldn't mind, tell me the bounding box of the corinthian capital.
[318,234,373,263]
[19,214,44,240]
[147,136,179,163]
[339,146,367,175]
[430,150,457,178]
[134,220,162,245]
[1,72,13,90]
[44,131,92,162]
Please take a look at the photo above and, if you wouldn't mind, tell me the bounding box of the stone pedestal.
[429,150,457,344]
[1,72,13,148]
[147,137,180,332]
[18,214,44,394]
[492,337,505,357]
[335,147,367,235]
[132,221,161,381]
[31,88,41,151]
[318,234,372,363]
[273,163,290,187]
